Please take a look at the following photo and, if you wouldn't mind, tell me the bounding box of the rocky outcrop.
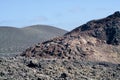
[21,11,120,64]
[66,11,120,45]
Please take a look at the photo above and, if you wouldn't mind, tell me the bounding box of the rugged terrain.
[0,57,120,80]
[0,25,67,55]
[0,11,120,80]
[21,11,120,64]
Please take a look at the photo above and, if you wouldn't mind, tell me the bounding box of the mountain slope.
[0,25,67,53]
[21,11,120,64]
[66,11,120,45]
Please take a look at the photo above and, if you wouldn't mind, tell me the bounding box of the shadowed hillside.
[0,25,67,54]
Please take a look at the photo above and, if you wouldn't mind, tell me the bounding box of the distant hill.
[22,11,120,64]
[0,25,67,54]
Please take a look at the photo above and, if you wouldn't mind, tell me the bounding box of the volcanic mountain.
[21,11,120,64]
[0,25,67,54]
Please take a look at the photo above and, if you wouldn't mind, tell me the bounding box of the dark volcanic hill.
[21,11,120,64]
[66,11,120,45]
[0,25,67,54]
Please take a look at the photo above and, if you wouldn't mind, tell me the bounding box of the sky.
[0,0,120,31]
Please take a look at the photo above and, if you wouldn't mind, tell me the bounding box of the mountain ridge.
[0,25,67,54]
